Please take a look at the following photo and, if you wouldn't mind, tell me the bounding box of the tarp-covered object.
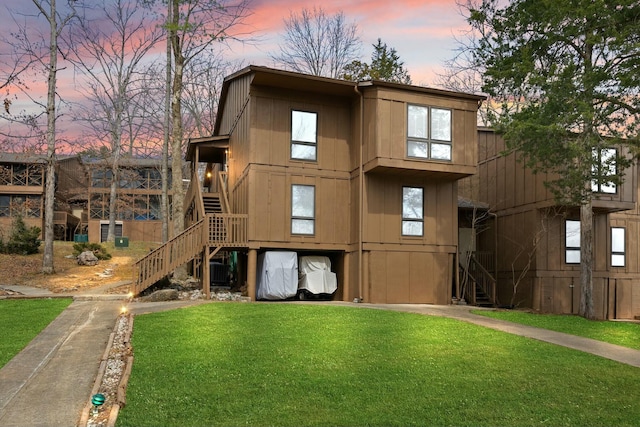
[298,256,337,295]
[256,251,298,300]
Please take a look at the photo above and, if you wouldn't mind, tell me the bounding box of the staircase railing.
[218,170,230,214]
[460,253,497,306]
[132,219,206,295]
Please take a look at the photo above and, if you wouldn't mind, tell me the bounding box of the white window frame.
[565,220,581,264]
[291,184,315,235]
[407,105,452,161]
[592,148,617,194]
[611,227,625,267]
[291,110,317,161]
[402,186,424,236]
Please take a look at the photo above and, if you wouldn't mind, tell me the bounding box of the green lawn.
[473,309,640,350]
[0,298,72,368]
[117,303,640,427]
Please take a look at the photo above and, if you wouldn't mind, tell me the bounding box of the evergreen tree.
[467,0,640,319]
[343,39,411,84]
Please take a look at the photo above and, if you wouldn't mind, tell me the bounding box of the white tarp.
[256,251,298,300]
[298,256,337,295]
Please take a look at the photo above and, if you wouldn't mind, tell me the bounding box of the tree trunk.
[161,0,172,244]
[579,199,594,319]
[106,164,119,242]
[42,0,58,274]
[170,0,186,279]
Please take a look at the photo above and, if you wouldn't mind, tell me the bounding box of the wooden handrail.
[131,213,249,296]
[205,213,248,246]
[132,219,206,295]
[218,171,230,213]
[460,252,497,306]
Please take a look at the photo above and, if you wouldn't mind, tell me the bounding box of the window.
[291,110,317,161]
[291,184,315,235]
[402,187,424,236]
[407,105,452,161]
[565,220,580,264]
[611,227,625,267]
[592,148,617,194]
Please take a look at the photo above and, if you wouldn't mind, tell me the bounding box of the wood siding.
[216,67,482,304]
[463,129,640,319]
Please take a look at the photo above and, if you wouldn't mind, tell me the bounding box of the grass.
[0,298,72,368]
[117,303,640,427]
[472,309,640,350]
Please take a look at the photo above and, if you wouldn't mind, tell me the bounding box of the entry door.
[100,223,123,242]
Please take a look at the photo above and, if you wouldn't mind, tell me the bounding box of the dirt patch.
[0,241,156,294]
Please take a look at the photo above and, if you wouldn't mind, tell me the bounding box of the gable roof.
[214,65,485,136]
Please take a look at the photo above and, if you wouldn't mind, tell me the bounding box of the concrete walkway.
[348,303,640,368]
[0,287,638,427]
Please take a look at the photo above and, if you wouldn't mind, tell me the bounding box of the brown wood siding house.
[460,128,639,319]
[0,153,84,240]
[83,158,173,243]
[183,66,484,304]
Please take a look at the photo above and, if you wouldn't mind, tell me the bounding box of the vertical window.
[291,184,315,235]
[592,148,617,194]
[565,220,580,264]
[611,227,625,267]
[407,105,452,161]
[291,110,317,161]
[402,186,424,236]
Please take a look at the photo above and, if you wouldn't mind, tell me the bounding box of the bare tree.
[166,0,253,270]
[271,6,361,78]
[65,0,163,242]
[29,0,77,274]
[435,0,529,126]
[182,54,241,139]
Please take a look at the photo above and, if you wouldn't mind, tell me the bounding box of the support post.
[203,248,210,299]
[247,249,257,301]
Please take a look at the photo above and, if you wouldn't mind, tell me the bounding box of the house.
[133,65,485,304]
[458,128,639,320]
[0,153,178,244]
[0,153,83,241]
[82,157,173,243]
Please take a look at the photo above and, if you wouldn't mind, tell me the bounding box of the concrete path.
[0,288,639,427]
[348,303,640,368]
[0,300,122,427]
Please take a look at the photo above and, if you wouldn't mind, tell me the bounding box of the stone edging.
[78,313,134,427]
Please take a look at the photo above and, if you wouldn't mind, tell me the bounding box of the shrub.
[72,242,112,260]
[0,215,41,255]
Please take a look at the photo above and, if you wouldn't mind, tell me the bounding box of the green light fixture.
[91,393,105,416]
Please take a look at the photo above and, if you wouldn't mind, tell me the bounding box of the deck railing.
[206,213,248,246]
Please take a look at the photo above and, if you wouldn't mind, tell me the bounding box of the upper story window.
[611,227,625,267]
[565,219,580,264]
[407,105,452,161]
[291,110,317,161]
[592,148,617,194]
[402,186,424,236]
[291,184,315,235]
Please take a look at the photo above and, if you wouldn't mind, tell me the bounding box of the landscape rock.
[139,289,179,302]
[77,251,99,266]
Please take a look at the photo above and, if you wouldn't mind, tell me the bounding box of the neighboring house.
[0,153,83,241]
[82,157,173,243]
[133,65,484,304]
[0,153,175,244]
[458,128,639,320]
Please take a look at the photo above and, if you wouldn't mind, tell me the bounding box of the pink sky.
[232,0,467,85]
[0,0,469,147]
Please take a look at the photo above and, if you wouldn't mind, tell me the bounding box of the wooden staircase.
[459,253,497,307]
[131,213,248,295]
[131,167,247,296]
[203,194,222,213]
